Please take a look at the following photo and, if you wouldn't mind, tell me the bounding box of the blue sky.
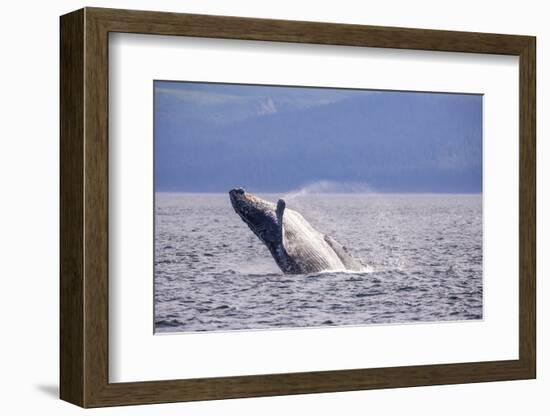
[154,81,482,193]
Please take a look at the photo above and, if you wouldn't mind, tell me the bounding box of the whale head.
[229,188,285,251]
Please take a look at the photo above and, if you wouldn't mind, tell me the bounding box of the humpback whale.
[229,188,365,274]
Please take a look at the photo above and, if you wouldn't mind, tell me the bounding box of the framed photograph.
[60,7,536,408]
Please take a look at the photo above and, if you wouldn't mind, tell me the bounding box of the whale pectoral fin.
[276,199,286,232]
[324,234,364,271]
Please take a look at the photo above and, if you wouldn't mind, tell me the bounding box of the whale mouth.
[229,187,254,225]
[229,187,246,207]
[229,188,271,214]
[229,188,248,217]
[229,187,245,197]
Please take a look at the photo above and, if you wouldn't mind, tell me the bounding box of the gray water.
[154,193,482,333]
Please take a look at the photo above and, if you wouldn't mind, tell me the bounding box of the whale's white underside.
[282,208,365,273]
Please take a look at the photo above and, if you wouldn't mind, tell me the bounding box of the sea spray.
[281,181,376,249]
[283,180,376,201]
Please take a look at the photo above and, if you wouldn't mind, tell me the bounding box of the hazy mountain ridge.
[155,91,482,193]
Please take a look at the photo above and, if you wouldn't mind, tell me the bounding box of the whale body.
[229,188,365,274]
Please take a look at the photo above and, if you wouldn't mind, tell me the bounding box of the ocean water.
[154,193,482,333]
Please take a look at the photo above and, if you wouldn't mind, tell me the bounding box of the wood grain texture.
[518,38,536,375]
[59,8,84,407]
[83,10,110,406]
[88,7,532,54]
[59,7,537,408]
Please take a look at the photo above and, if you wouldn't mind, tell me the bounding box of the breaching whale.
[229,188,365,274]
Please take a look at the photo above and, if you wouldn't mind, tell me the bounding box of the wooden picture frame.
[60,7,536,408]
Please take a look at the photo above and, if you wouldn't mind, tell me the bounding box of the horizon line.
[154,191,483,195]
